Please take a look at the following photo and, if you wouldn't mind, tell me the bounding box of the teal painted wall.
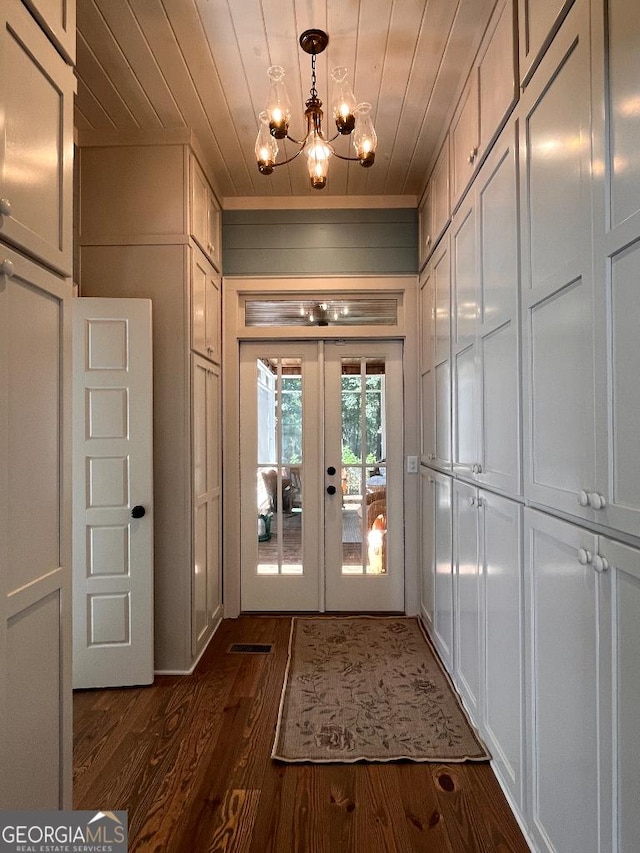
[222,208,418,275]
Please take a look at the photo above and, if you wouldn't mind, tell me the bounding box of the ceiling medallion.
[254,29,377,189]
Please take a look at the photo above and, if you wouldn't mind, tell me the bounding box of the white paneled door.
[239,340,404,612]
[72,298,154,688]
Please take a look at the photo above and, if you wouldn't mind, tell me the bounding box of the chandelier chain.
[310,53,318,100]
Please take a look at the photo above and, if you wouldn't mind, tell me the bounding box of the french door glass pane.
[256,358,303,575]
[340,358,387,574]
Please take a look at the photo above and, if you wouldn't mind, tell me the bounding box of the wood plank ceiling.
[75,0,496,203]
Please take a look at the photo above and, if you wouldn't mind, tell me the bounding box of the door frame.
[222,275,420,617]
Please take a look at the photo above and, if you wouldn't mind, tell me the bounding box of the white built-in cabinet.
[191,355,221,657]
[420,235,452,471]
[590,0,640,540]
[0,0,75,277]
[524,508,603,853]
[450,0,517,210]
[452,118,521,496]
[520,0,597,525]
[419,137,450,268]
[191,248,221,363]
[452,480,482,721]
[190,155,222,273]
[453,482,525,811]
[518,0,575,85]
[421,470,454,671]
[78,139,223,672]
[598,536,640,853]
[419,0,640,849]
[0,0,74,809]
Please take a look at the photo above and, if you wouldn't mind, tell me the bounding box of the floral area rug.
[272,616,490,763]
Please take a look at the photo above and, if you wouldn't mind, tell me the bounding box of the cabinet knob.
[577,548,593,566]
[0,198,11,217]
[588,492,606,510]
[131,505,146,519]
[326,485,337,495]
[467,152,474,164]
[578,490,590,507]
[468,496,476,506]
[0,259,15,278]
[592,554,609,573]
[426,235,432,247]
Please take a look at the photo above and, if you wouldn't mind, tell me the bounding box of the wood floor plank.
[73,616,530,852]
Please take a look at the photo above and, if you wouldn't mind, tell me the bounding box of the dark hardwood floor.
[73,617,530,852]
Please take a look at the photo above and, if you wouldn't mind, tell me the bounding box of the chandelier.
[254,29,377,190]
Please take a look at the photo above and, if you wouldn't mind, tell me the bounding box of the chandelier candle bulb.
[254,29,377,188]
[265,66,291,138]
[331,66,357,134]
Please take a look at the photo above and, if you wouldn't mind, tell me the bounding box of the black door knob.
[326,485,337,495]
[131,505,146,519]
[327,465,337,476]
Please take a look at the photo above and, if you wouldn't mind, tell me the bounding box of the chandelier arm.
[271,142,306,168]
[284,133,308,146]
[331,151,362,162]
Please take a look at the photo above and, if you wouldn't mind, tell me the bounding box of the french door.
[239,339,404,612]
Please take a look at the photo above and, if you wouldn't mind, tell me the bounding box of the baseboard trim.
[154,607,224,676]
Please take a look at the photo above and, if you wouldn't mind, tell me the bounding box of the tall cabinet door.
[452,480,482,720]
[432,471,454,670]
[431,236,452,471]
[476,120,521,495]
[191,355,222,657]
[590,0,640,538]
[482,491,524,811]
[0,245,71,808]
[419,469,435,632]
[524,509,602,853]
[520,0,597,523]
[0,2,74,276]
[451,199,478,479]
[598,537,640,853]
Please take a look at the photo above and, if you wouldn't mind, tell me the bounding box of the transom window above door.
[243,297,399,327]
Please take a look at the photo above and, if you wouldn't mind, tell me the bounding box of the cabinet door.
[520,2,597,522]
[191,247,221,363]
[419,272,435,464]
[518,0,574,85]
[524,509,601,853]
[431,138,450,246]
[189,156,210,256]
[420,469,435,631]
[432,236,452,470]
[451,200,478,478]
[22,0,76,63]
[598,537,640,853]
[0,243,72,808]
[477,0,517,155]
[207,191,222,272]
[433,472,454,670]
[419,183,434,269]
[190,154,221,270]
[0,1,74,276]
[476,121,521,496]
[450,73,479,209]
[192,356,222,657]
[453,480,481,720]
[482,491,524,811]
[591,0,640,538]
